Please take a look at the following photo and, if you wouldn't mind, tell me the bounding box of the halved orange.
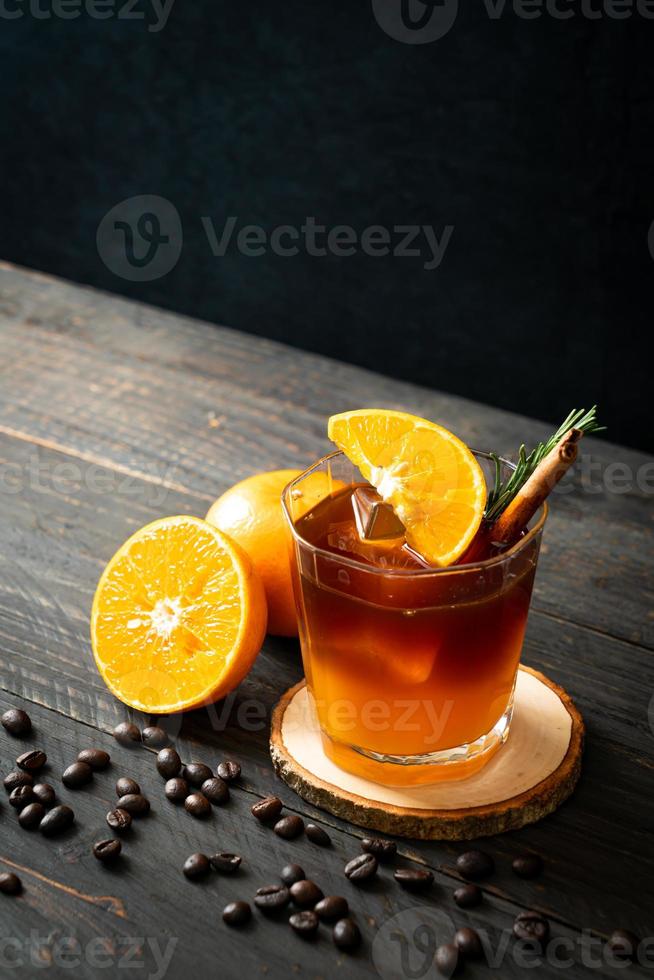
[91,516,267,713]
[328,409,486,566]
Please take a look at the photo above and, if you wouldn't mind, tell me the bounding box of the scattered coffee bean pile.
[233,858,360,950]
[178,793,367,950]
[433,921,488,975]
[0,712,154,860]
[151,740,240,821]
[0,707,641,970]
[428,847,553,974]
[2,733,79,841]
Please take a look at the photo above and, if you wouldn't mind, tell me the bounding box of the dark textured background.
[0,2,652,450]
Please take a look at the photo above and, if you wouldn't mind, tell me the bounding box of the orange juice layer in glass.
[285,455,544,785]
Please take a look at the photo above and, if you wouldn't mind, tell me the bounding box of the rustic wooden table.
[0,262,652,980]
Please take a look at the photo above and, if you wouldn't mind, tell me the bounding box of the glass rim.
[281,449,547,576]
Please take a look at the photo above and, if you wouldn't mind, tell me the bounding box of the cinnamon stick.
[490,427,583,547]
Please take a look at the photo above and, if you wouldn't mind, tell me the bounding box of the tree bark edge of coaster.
[269,666,584,841]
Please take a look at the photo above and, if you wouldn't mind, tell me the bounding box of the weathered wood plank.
[0,265,652,649]
[0,264,652,977]
[1,692,650,980]
[0,433,651,942]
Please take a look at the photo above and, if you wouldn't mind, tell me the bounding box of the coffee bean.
[290,910,319,937]
[142,726,169,749]
[512,853,544,879]
[32,783,56,807]
[315,895,349,922]
[183,852,211,880]
[0,872,22,895]
[93,839,122,863]
[210,852,242,874]
[361,837,397,862]
[77,748,110,771]
[254,884,290,912]
[607,929,640,961]
[106,808,132,832]
[333,918,361,951]
[290,880,324,908]
[113,722,140,747]
[344,853,378,883]
[306,823,331,847]
[274,815,304,840]
[40,804,74,837]
[2,708,31,737]
[280,863,305,886]
[16,750,46,772]
[62,762,93,789]
[435,942,459,977]
[456,849,495,880]
[513,911,550,949]
[4,771,32,793]
[251,796,283,823]
[183,762,212,786]
[223,901,251,926]
[393,868,433,892]
[116,793,150,816]
[217,760,241,783]
[116,777,140,797]
[455,927,483,960]
[9,785,35,810]
[18,802,45,829]
[453,883,482,908]
[201,777,229,805]
[184,792,211,819]
[164,777,189,803]
[156,748,181,779]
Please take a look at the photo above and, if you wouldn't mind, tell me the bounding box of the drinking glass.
[282,450,546,786]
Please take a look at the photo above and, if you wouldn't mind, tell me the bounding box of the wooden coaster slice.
[270,666,584,840]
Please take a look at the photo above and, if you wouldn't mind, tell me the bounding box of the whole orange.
[206,470,302,637]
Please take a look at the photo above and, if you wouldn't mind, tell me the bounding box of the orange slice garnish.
[91,516,267,712]
[328,409,485,567]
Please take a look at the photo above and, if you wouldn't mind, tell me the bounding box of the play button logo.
[372,0,458,43]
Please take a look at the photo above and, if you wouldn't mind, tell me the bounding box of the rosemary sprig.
[484,407,604,523]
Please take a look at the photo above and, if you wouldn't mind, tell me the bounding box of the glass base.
[320,696,514,787]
